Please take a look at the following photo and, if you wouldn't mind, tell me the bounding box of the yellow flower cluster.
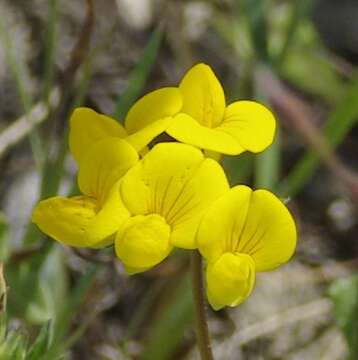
[32,63,296,310]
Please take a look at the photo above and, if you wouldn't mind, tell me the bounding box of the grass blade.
[255,131,281,189]
[242,0,270,63]
[0,15,44,170]
[279,75,358,197]
[113,28,163,121]
[42,0,58,101]
[141,275,193,360]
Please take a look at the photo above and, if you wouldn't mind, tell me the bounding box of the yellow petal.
[169,157,229,249]
[179,63,225,128]
[32,183,129,248]
[198,186,252,262]
[115,214,172,272]
[167,113,244,155]
[120,142,206,215]
[125,116,173,152]
[198,186,297,271]
[206,253,256,310]
[120,143,229,249]
[32,196,97,247]
[237,189,297,272]
[124,87,182,134]
[69,107,127,164]
[123,264,150,275]
[78,137,138,205]
[219,101,276,153]
[87,181,131,245]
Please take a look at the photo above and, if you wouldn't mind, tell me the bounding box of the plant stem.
[190,251,214,360]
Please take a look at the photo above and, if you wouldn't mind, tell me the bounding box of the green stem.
[190,251,214,360]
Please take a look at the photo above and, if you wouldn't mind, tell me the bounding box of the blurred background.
[0,0,357,359]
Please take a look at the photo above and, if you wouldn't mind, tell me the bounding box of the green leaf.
[5,243,58,324]
[46,264,98,359]
[27,322,52,360]
[273,0,313,67]
[25,246,67,325]
[0,330,26,360]
[329,275,358,360]
[280,45,346,102]
[112,28,163,121]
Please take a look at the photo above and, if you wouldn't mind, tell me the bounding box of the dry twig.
[256,65,358,201]
[215,297,332,357]
[0,87,60,159]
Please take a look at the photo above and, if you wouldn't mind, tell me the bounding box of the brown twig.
[216,297,332,356]
[48,0,95,142]
[59,0,95,91]
[7,241,49,265]
[0,87,60,159]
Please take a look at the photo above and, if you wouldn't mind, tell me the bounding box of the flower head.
[167,63,276,155]
[114,142,229,274]
[31,62,297,313]
[197,185,297,310]
[32,138,138,247]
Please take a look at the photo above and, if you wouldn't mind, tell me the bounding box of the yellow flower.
[166,63,276,155]
[32,138,138,248]
[115,142,230,274]
[197,185,297,310]
[69,87,182,164]
[70,64,275,158]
